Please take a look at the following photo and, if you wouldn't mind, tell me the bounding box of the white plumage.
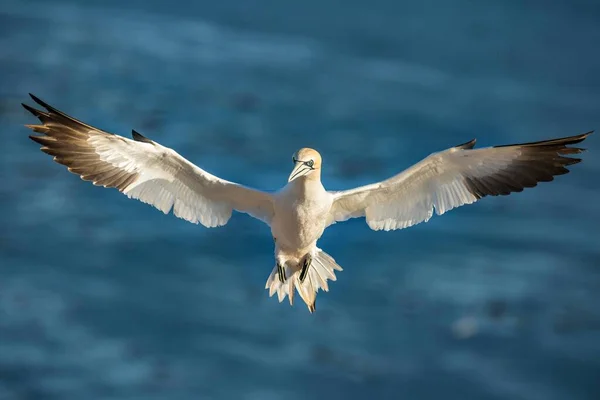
[328,143,533,230]
[23,93,592,313]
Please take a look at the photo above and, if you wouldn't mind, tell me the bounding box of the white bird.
[22,93,592,313]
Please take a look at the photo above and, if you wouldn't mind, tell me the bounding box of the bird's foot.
[308,299,316,313]
[299,253,312,283]
[277,262,286,283]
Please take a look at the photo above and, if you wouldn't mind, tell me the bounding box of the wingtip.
[23,94,52,116]
[27,93,58,114]
[131,129,154,144]
[28,134,46,145]
[494,130,593,149]
[455,138,477,150]
[29,92,43,105]
[566,130,593,147]
[21,102,47,118]
[577,130,593,151]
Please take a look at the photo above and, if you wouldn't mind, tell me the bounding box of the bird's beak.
[288,162,313,182]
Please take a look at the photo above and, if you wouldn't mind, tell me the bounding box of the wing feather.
[327,132,592,230]
[23,93,274,227]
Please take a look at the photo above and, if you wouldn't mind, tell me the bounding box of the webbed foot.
[299,253,312,283]
[277,262,286,283]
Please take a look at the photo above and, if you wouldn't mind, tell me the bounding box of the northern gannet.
[22,93,592,313]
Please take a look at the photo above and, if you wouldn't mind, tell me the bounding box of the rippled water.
[1,1,599,399]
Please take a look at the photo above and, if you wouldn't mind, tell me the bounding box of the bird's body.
[272,179,330,256]
[267,150,338,310]
[22,93,592,313]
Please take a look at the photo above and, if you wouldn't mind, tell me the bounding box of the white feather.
[326,145,530,231]
[264,248,342,310]
[82,134,275,227]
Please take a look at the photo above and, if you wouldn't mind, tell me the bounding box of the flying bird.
[22,93,592,313]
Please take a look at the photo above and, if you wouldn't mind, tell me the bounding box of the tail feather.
[288,276,295,306]
[265,248,343,312]
[310,259,330,291]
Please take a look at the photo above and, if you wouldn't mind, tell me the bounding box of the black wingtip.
[26,93,55,116]
[28,134,47,146]
[21,102,47,119]
[455,138,477,150]
[29,93,46,107]
[565,130,593,145]
[131,129,154,144]
[494,131,594,149]
[21,102,33,113]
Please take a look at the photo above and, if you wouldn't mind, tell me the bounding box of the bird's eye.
[306,160,314,168]
[292,156,298,163]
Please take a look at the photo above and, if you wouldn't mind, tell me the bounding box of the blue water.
[1,0,600,399]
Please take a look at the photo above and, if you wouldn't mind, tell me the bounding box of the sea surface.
[1,0,599,399]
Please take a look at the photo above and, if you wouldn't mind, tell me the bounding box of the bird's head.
[288,148,322,182]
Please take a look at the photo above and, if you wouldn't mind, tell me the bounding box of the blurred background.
[1,0,600,399]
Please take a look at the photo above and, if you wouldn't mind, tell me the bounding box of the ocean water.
[1,0,599,399]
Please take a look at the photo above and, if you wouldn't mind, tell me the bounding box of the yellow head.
[288,148,322,182]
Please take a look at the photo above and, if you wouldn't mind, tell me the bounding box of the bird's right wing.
[23,93,274,227]
[327,132,592,231]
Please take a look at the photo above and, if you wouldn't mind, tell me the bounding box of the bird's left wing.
[327,132,592,231]
[23,93,274,227]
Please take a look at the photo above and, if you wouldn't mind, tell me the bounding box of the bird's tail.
[265,248,343,313]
